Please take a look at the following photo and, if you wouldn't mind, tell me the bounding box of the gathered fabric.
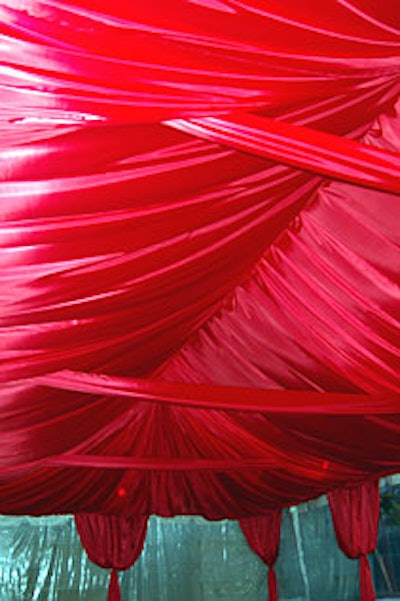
[0,0,399,520]
[329,480,380,601]
[240,512,282,601]
[75,514,148,601]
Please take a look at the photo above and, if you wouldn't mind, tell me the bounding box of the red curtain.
[75,513,148,601]
[328,480,380,601]
[240,512,282,601]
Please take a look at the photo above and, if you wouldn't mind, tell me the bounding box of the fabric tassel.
[108,569,121,601]
[268,566,278,601]
[359,555,375,601]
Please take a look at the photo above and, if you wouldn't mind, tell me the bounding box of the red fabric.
[0,1,399,519]
[359,556,376,601]
[108,570,122,601]
[0,111,399,516]
[1,1,398,124]
[268,568,278,601]
[169,114,400,194]
[38,370,400,415]
[75,514,148,601]
[240,512,282,601]
[328,480,380,601]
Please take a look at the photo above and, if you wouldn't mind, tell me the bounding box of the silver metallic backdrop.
[0,488,399,600]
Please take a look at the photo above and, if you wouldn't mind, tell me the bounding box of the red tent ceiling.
[0,0,399,518]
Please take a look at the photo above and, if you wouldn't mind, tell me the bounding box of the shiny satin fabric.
[0,0,399,519]
[1,109,399,517]
[1,0,398,124]
[169,112,400,194]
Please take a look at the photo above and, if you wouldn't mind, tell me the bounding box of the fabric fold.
[75,514,148,601]
[168,113,400,193]
[108,569,122,601]
[240,512,282,601]
[267,565,278,601]
[328,480,380,601]
[359,554,376,601]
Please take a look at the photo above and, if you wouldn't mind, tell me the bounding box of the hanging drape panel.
[240,512,282,601]
[75,513,148,601]
[0,0,399,520]
[328,480,380,601]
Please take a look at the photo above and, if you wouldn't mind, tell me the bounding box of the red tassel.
[359,555,376,601]
[268,566,278,601]
[108,569,121,601]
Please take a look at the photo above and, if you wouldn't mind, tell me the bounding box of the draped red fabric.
[169,114,400,194]
[0,0,399,522]
[1,0,398,124]
[328,480,380,601]
[240,512,282,601]
[75,513,148,601]
[108,570,122,601]
[0,112,399,516]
